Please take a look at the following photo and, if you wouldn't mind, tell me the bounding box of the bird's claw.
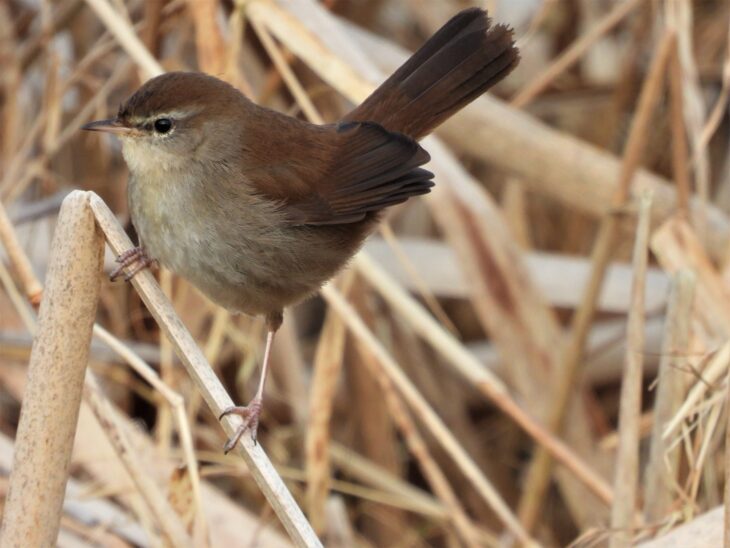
[110,247,155,281]
[219,396,263,453]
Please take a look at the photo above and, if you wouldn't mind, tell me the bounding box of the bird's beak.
[81,118,134,135]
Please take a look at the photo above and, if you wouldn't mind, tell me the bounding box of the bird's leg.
[110,246,155,281]
[219,311,283,452]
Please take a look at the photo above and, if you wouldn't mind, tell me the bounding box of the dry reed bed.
[0,0,729,546]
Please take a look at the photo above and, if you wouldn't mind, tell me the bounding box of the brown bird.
[83,8,519,451]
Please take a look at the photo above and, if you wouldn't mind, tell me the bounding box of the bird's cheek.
[120,139,146,173]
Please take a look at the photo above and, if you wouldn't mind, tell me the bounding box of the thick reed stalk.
[0,191,103,546]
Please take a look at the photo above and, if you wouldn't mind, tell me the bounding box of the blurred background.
[1,0,730,546]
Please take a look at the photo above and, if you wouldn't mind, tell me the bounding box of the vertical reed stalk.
[610,192,653,547]
[1,191,103,546]
[644,270,695,521]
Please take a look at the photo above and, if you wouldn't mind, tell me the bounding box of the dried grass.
[1,1,730,546]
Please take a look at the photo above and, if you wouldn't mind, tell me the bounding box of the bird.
[83,8,519,452]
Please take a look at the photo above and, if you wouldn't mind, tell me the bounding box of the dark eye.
[153,118,173,134]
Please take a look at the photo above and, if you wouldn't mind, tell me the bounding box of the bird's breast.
[127,167,369,316]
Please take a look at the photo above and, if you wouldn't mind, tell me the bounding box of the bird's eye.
[153,118,173,134]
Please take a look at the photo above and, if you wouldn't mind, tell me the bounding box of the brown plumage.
[347,7,519,138]
[84,8,519,446]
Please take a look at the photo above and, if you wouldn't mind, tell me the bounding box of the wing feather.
[245,117,434,226]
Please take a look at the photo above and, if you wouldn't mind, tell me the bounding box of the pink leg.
[219,312,282,452]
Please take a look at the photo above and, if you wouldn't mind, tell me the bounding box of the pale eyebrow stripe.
[128,107,203,126]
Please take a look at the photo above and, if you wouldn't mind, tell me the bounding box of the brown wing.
[246,119,434,226]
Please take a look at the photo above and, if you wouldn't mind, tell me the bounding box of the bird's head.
[83,72,245,174]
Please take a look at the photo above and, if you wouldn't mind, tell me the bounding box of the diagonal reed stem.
[88,192,321,548]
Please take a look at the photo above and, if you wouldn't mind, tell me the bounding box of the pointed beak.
[81,118,134,135]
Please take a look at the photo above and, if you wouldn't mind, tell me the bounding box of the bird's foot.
[110,247,155,281]
[219,396,263,453]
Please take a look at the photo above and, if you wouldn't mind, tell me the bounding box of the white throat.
[121,137,182,176]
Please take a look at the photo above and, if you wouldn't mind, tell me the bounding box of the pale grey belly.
[128,177,358,316]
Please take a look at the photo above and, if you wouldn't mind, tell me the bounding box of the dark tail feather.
[346,8,519,140]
